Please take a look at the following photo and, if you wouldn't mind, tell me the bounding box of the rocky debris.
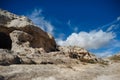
[0,62,120,80]
[58,46,98,63]
[1,9,120,80]
[17,46,99,64]
[0,9,120,80]
[0,46,98,65]
[0,9,99,65]
[0,49,20,65]
[0,9,57,52]
[0,75,4,80]
[0,9,33,26]
[108,53,120,61]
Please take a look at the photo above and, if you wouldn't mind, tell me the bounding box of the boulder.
[58,46,98,63]
[0,9,57,52]
[0,49,20,65]
[0,9,99,65]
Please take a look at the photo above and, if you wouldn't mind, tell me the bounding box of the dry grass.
[109,55,120,61]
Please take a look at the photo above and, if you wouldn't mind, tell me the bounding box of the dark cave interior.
[0,32,12,50]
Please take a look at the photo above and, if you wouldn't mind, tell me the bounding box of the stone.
[0,49,20,65]
[58,46,98,63]
[0,9,99,65]
[10,30,33,52]
[0,9,57,52]
[0,75,4,80]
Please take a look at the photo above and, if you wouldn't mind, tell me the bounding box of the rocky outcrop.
[1,9,120,80]
[58,46,98,63]
[0,9,57,52]
[18,46,98,64]
[109,53,120,61]
[0,9,99,65]
[0,46,98,65]
[0,49,20,65]
[1,61,120,80]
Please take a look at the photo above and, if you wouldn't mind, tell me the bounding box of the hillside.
[0,9,120,80]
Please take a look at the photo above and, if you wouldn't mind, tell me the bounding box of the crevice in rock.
[0,32,12,50]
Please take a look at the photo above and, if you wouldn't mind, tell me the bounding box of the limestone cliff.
[0,9,120,80]
[0,9,98,65]
[0,9,57,52]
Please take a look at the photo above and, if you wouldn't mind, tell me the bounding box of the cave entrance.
[0,32,12,50]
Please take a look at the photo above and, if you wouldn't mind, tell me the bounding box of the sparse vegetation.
[99,60,109,65]
[80,59,97,64]
[1,9,120,80]
[109,55,120,61]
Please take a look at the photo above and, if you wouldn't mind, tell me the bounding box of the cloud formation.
[98,16,120,31]
[95,50,113,57]
[27,9,54,35]
[117,16,120,21]
[107,25,115,32]
[67,20,78,32]
[27,10,119,56]
[57,30,115,49]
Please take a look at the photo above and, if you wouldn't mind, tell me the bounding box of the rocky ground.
[0,9,120,80]
[0,61,120,80]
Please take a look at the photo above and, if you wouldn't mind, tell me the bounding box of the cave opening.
[0,32,12,50]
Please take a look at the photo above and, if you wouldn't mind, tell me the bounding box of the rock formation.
[1,9,120,80]
[109,53,120,61]
[0,9,98,65]
[0,49,20,65]
[58,46,98,63]
[0,9,57,52]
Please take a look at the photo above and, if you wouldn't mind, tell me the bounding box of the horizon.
[0,0,120,57]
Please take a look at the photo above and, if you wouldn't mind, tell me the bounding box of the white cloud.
[117,16,120,21]
[67,20,71,26]
[74,27,78,32]
[112,40,120,48]
[57,30,115,49]
[95,50,113,57]
[27,9,54,35]
[67,20,78,32]
[107,25,115,32]
[97,16,120,31]
[107,24,120,32]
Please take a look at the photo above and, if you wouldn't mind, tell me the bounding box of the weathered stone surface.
[10,30,33,52]
[0,9,99,65]
[58,46,98,63]
[0,75,4,80]
[0,62,120,80]
[1,9,120,80]
[0,49,20,65]
[0,9,57,52]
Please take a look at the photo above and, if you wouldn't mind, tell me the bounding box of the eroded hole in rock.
[0,32,12,50]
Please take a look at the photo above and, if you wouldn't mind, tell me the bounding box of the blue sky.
[0,0,120,57]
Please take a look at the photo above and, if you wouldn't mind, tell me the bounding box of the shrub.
[109,55,120,61]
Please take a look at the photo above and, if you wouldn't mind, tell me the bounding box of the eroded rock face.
[0,49,20,65]
[0,9,57,52]
[58,46,98,63]
[10,30,33,52]
[0,9,99,65]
